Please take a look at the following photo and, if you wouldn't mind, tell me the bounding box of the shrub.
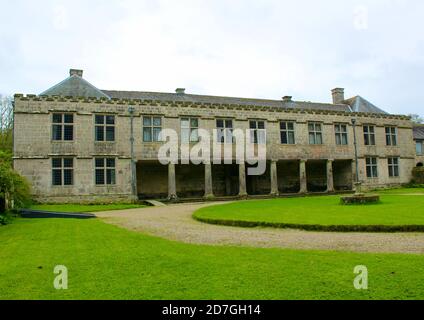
[0,159,32,212]
[193,215,424,233]
[0,150,12,166]
[0,212,12,225]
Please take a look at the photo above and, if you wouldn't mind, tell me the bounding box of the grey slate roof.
[40,75,110,99]
[39,71,390,114]
[102,90,352,113]
[413,125,424,140]
[344,96,388,114]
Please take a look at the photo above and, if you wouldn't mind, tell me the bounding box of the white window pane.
[181,128,190,143]
[287,122,294,131]
[143,117,151,126]
[309,133,315,144]
[143,128,152,142]
[153,128,161,141]
[153,117,161,126]
[225,129,233,143]
[417,142,423,155]
[250,130,255,143]
[181,119,189,128]
[217,129,224,143]
[336,134,341,145]
[288,132,295,144]
[190,129,199,142]
[258,130,266,144]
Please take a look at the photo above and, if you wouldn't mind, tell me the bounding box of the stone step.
[144,200,167,207]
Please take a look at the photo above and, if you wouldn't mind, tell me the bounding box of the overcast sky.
[0,0,423,115]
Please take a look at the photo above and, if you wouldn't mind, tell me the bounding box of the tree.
[409,114,424,124]
[0,150,31,215]
[0,95,13,153]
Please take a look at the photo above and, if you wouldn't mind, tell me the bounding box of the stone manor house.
[13,69,421,203]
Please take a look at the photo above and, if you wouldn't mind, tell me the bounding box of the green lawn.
[377,187,424,194]
[0,218,424,300]
[30,203,146,213]
[194,194,424,227]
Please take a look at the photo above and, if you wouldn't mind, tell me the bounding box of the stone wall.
[13,95,416,202]
[416,151,424,167]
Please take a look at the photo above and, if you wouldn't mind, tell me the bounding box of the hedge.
[193,216,424,233]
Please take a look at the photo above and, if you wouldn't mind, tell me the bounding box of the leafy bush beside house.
[0,151,31,224]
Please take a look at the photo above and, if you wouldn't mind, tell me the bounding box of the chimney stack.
[175,88,186,95]
[331,88,345,104]
[282,96,292,102]
[70,69,83,77]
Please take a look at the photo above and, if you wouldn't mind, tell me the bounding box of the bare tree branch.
[409,114,424,124]
[0,94,14,152]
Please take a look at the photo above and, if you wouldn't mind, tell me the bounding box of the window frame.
[95,158,116,186]
[388,157,400,178]
[52,113,74,142]
[385,126,398,146]
[308,122,323,145]
[249,120,266,145]
[334,123,348,146]
[363,125,376,146]
[143,115,163,142]
[216,119,234,144]
[280,121,296,145]
[416,141,423,156]
[365,157,378,178]
[52,157,74,186]
[180,117,199,144]
[94,114,116,142]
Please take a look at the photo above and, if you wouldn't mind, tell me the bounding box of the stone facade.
[13,70,417,203]
[414,125,424,167]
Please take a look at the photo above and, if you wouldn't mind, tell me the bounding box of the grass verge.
[0,218,424,299]
[193,194,424,232]
[29,203,146,213]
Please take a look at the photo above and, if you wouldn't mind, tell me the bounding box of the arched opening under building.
[137,161,168,199]
[306,160,327,192]
[246,161,271,195]
[176,164,205,198]
[277,160,300,193]
[212,163,239,197]
[333,160,354,191]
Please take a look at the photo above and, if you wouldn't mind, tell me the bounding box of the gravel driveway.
[96,202,424,254]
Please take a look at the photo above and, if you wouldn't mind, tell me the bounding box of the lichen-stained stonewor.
[13,69,417,203]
